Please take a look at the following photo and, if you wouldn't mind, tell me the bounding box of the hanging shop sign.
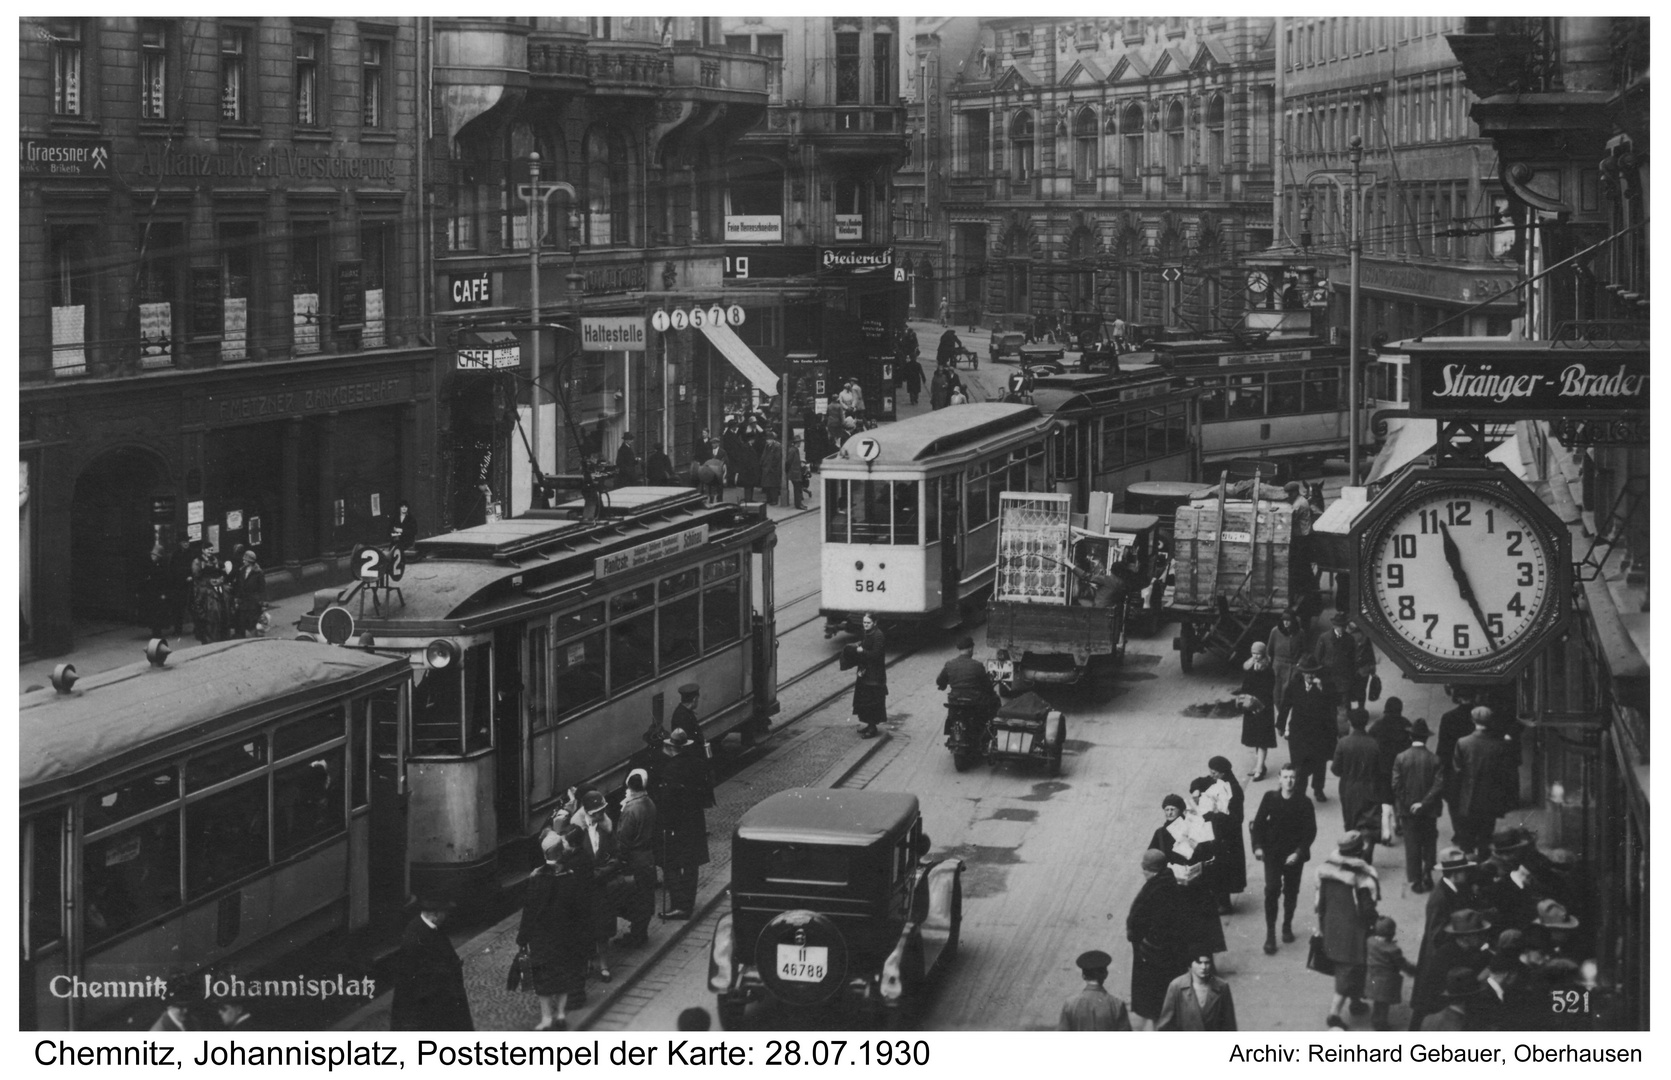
[834,215,864,241]
[1404,345,1649,418]
[449,271,493,308]
[456,331,521,370]
[595,525,709,580]
[581,317,647,351]
[723,247,815,280]
[818,246,894,275]
[724,215,783,243]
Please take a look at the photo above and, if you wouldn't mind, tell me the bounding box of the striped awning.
[699,321,779,395]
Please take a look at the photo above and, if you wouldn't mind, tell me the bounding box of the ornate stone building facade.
[942,18,1276,332]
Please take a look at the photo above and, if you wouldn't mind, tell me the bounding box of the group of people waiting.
[146,536,267,644]
[691,416,806,509]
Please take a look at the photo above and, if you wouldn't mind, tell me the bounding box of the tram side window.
[26,814,64,954]
[1167,403,1188,452]
[82,813,181,947]
[824,479,850,542]
[1101,415,1125,470]
[1147,406,1171,455]
[273,748,345,859]
[186,778,269,897]
[411,665,462,755]
[84,766,179,833]
[1227,373,1266,417]
[849,480,892,543]
[965,465,989,527]
[924,478,940,542]
[554,631,606,718]
[892,482,919,544]
[1197,377,1226,421]
[1267,371,1304,414]
[1305,366,1342,411]
[1126,410,1149,461]
[1053,426,1079,482]
[660,571,702,668]
[275,711,342,759]
[703,576,742,649]
[610,609,656,691]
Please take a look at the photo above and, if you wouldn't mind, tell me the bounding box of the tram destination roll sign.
[595,525,708,580]
[1405,345,1647,419]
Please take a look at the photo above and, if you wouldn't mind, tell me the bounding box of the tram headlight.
[425,640,459,669]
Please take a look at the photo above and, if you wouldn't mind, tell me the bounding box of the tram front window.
[849,480,892,543]
[825,479,850,542]
[412,664,462,755]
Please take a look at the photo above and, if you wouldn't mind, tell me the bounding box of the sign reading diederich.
[818,247,894,274]
[1407,348,1648,417]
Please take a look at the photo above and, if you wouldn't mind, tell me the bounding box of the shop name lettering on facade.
[214,378,405,422]
[134,145,397,183]
[582,264,647,295]
[1413,356,1648,416]
[819,247,894,272]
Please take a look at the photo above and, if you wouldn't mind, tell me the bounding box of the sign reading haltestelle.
[580,317,647,351]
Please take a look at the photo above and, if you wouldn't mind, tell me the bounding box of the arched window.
[1206,94,1225,174]
[1073,107,1099,183]
[583,127,629,246]
[1121,102,1144,175]
[1165,100,1186,175]
[1011,110,1035,182]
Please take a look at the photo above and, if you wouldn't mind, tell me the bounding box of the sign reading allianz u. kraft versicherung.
[580,317,648,351]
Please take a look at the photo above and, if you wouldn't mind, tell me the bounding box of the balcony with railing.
[587,39,670,96]
[669,46,770,105]
[527,29,590,91]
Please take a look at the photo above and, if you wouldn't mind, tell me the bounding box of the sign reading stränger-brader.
[580,317,647,351]
[1402,342,1648,418]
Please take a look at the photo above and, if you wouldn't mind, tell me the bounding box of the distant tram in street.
[820,403,1055,633]
[1029,370,1198,512]
[297,488,778,897]
[20,638,413,1030]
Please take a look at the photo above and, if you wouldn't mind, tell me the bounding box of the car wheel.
[716,995,749,1031]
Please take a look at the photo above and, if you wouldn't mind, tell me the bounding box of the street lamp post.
[1304,135,1379,483]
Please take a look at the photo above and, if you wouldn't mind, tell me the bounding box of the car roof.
[736,788,920,847]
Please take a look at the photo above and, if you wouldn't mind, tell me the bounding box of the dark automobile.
[709,789,964,1029]
[988,330,1028,364]
[1019,339,1066,369]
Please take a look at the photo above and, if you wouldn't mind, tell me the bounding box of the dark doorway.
[493,626,527,839]
[69,448,171,620]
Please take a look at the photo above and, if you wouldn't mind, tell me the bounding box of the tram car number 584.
[856,579,887,593]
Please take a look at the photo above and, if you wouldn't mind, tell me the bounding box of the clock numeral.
[1506,530,1523,556]
[1507,592,1525,616]
[1486,613,1504,639]
[1485,508,1495,534]
[1393,534,1417,559]
[1418,509,1439,534]
[1386,563,1404,589]
[1454,624,1471,649]
[1447,500,1472,527]
[1397,596,1415,620]
[1516,562,1535,587]
[1422,613,1439,640]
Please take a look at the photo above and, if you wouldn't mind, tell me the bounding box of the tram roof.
[20,639,409,801]
[826,404,1047,467]
[1032,374,1186,416]
[736,789,921,847]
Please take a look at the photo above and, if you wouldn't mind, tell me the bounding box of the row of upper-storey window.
[1284,72,1479,156]
[1280,179,1510,264]
[42,19,392,131]
[1285,17,1466,69]
[955,93,1273,182]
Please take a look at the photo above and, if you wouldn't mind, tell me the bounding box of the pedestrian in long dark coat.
[1409,909,1492,1028]
[1150,794,1226,957]
[1126,849,1190,1031]
[1237,643,1278,781]
[1435,690,1476,830]
[785,437,808,510]
[1331,708,1384,861]
[929,365,953,410]
[1392,720,1445,891]
[1312,611,1359,730]
[1278,656,1337,802]
[936,328,961,366]
[166,536,195,635]
[646,443,676,486]
[758,435,785,506]
[1204,757,1248,899]
[234,549,266,637]
[1452,710,1513,856]
[722,431,760,502]
[653,730,713,919]
[517,832,593,1030]
[850,613,888,737]
[902,357,925,405]
[391,899,473,1031]
[1267,611,1309,720]
[1316,831,1380,1027]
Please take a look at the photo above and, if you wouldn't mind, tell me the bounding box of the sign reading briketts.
[1403,343,1647,419]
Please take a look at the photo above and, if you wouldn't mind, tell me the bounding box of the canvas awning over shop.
[699,321,779,395]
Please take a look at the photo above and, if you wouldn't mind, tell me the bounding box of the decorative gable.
[994,60,1042,92]
[1060,57,1108,87]
[1193,38,1232,70]
[1108,51,1151,82]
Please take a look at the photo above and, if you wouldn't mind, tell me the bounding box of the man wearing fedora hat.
[1409,908,1491,1028]
[1279,655,1337,803]
[150,973,206,1031]
[1058,949,1132,1030]
[1392,719,1445,892]
[1481,830,1547,929]
[1418,848,1479,975]
[1420,967,1487,1031]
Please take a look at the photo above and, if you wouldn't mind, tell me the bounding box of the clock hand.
[1439,522,1500,650]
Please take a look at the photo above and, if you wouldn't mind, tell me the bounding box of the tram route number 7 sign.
[855,437,881,462]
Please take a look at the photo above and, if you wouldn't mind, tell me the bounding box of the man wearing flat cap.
[1058,949,1131,1030]
[1392,718,1445,892]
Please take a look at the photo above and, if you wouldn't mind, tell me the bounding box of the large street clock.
[1351,463,1572,683]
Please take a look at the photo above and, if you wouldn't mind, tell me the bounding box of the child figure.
[1364,915,1419,1031]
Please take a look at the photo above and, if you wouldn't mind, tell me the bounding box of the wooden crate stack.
[1172,501,1296,610]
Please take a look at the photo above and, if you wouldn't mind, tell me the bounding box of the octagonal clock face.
[1367,485,1555,664]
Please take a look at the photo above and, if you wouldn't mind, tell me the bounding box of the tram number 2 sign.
[352,543,405,584]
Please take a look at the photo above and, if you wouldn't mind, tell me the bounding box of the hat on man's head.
[1284,481,1303,495]
[1141,849,1168,873]
[667,728,693,749]
[1441,968,1486,999]
[1491,829,1534,858]
[1075,950,1112,975]
[1536,899,1580,930]
[581,789,606,812]
[678,682,700,698]
[1337,830,1367,857]
[1438,848,1476,873]
[1409,718,1432,741]
[1444,909,1492,937]
[243,549,257,562]
[1331,610,1350,626]
[1297,655,1324,675]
